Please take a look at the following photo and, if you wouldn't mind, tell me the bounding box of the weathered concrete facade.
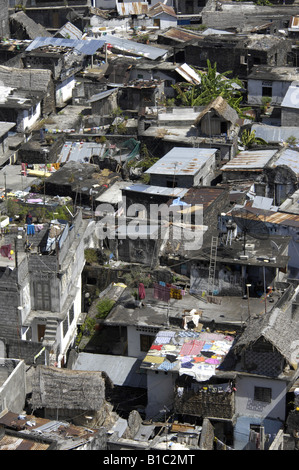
[0,210,90,368]
[0,0,9,38]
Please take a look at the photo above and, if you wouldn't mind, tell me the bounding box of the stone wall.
[0,268,20,340]
[174,388,235,419]
[199,418,215,450]
[0,0,9,38]
[1,337,46,364]
[281,108,299,127]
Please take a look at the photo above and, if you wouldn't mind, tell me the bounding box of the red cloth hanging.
[139,283,146,300]
[0,244,12,260]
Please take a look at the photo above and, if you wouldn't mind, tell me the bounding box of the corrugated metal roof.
[117,2,148,16]
[0,435,50,450]
[271,148,299,175]
[73,353,147,388]
[145,147,217,176]
[124,183,189,197]
[221,149,277,170]
[148,3,177,18]
[162,27,201,42]
[34,421,67,433]
[234,205,299,227]
[95,181,128,204]
[251,196,278,211]
[25,37,105,55]
[103,34,168,60]
[0,411,96,449]
[58,141,106,163]
[202,28,234,35]
[89,88,117,103]
[181,187,225,209]
[252,124,299,143]
[175,63,201,85]
[56,22,82,40]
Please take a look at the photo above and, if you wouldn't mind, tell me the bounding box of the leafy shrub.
[96,299,115,319]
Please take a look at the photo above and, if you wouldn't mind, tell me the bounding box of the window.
[140,334,154,352]
[254,386,272,403]
[63,315,68,338]
[166,179,177,188]
[250,424,262,433]
[220,122,228,134]
[262,86,272,98]
[69,304,74,325]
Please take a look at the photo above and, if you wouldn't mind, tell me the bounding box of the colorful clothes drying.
[179,340,205,356]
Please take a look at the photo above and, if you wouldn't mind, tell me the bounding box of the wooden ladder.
[208,236,218,296]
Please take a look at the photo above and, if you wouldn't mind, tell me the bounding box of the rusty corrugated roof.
[289,16,299,29]
[148,3,177,18]
[0,434,50,450]
[181,187,226,210]
[230,205,299,228]
[221,149,277,170]
[163,27,201,42]
[117,2,148,16]
[0,411,95,444]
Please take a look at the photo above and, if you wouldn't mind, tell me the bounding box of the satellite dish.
[231,207,269,254]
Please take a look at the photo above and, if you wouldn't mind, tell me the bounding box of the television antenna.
[231,207,269,254]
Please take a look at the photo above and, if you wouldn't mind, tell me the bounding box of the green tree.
[172,60,251,118]
[240,129,267,149]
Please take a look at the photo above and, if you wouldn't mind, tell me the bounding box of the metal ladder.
[207,236,218,296]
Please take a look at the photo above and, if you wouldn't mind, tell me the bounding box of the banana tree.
[240,129,267,149]
[172,60,250,118]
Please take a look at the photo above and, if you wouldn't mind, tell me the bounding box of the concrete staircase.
[43,319,58,346]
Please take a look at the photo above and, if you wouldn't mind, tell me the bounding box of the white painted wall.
[151,13,177,29]
[145,369,176,420]
[56,75,76,107]
[20,283,31,324]
[18,102,41,132]
[234,375,287,449]
[197,153,216,186]
[127,325,158,359]
[0,360,26,414]
[248,79,291,106]
[234,415,283,450]
[59,275,82,365]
